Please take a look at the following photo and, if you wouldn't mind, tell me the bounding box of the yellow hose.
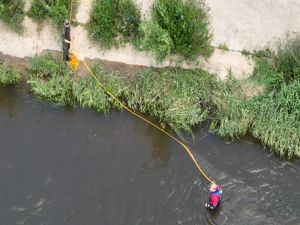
[82,60,215,184]
[68,0,215,184]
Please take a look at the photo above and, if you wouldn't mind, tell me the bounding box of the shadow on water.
[0,86,299,225]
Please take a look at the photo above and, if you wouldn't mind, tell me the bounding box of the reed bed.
[211,37,300,158]
[27,55,127,112]
[126,68,216,133]
[25,44,300,157]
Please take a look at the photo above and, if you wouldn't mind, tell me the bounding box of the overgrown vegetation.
[27,54,127,112]
[14,38,300,158]
[149,0,212,60]
[27,0,69,27]
[126,68,216,133]
[0,61,22,86]
[88,0,212,62]
[211,37,300,158]
[88,0,141,48]
[139,21,173,62]
[0,0,25,32]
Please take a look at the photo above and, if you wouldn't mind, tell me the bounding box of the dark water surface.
[0,86,299,225]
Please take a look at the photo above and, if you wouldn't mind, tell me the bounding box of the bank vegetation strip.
[1,36,300,158]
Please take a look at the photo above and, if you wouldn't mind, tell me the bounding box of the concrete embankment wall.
[0,0,299,79]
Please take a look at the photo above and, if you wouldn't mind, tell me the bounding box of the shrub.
[152,0,212,60]
[27,55,73,105]
[211,37,300,158]
[0,61,22,86]
[126,68,215,133]
[88,0,118,48]
[88,0,141,48]
[28,0,69,27]
[118,0,141,41]
[139,21,173,62]
[0,0,25,32]
[27,55,127,112]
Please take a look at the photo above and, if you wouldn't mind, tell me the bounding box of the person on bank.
[205,183,222,210]
[62,19,71,61]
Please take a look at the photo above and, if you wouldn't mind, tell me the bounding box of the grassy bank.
[0,61,22,86]
[27,55,127,112]
[3,36,300,158]
[211,37,300,158]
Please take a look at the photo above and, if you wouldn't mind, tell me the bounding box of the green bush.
[88,0,141,48]
[118,0,141,41]
[27,55,74,105]
[139,21,173,62]
[0,0,25,32]
[28,0,69,26]
[0,61,22,86]
[211,37,300,158]
[152,0,212,60]
[126,68,215,133]
[88,0,118,48]
[27,55,127,112]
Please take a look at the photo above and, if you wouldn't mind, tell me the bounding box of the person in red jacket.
[205,183,222,210]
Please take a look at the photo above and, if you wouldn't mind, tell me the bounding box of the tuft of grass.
[0,0,25,33]
[118,0,141,41]
[27,55,73,105]
[28,0,69,27]
[241,49,252,57]
[88,0,141,48]
[139,21,173,62]
[72,76,111,113]
[88,0,118,49]
[27,55,127,112]
[126,68,216,133]
[218,43,229,51]
[152,0,212,60]
[0,61,22,86]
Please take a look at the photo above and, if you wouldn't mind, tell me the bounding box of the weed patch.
[0,0,25,32]
[151,0,212,60]
[28,0,70,27]
[88,0,141,48]
[126,68,216,133]
[0,61,22,86]
[211,37,300,157]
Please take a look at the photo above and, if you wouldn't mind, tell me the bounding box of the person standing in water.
[62,19,71,61]
[205,183,222,210]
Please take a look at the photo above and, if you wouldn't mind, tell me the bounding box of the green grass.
[27,0,69,27]
[88,0,141,48]
[151,0,212,60]
[0,61,22,86]
[139,21,173,62]
[27,55,73,105]
[23,36,300,158]
[211,36,300,158]
[126,68,216,133]
[0,0,25,33]
[27,55,127,112]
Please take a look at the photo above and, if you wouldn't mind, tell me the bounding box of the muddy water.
[0,86,299,225]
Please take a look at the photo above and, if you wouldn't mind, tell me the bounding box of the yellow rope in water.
[68,0,215,184]
[82,60,214,184]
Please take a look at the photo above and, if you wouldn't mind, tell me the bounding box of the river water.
[0,86,299,225]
